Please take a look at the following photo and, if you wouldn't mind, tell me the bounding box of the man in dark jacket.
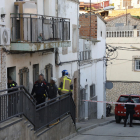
[124,95,135,127]
[48,77,58,101]
[31,74,48,105]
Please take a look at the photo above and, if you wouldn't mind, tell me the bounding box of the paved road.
[71,121,140,140]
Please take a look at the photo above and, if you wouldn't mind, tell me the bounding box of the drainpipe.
[77,1,80,122]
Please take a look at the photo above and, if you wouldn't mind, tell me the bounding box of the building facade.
[79,13,107,119]
[0,0,80,118]
[106,14,140,112]
[111,0,140,10]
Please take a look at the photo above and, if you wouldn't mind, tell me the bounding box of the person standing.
[58,70,73,97]
[124,95,135,127]
[48,77,58,101]
[8,76,18,92]
[31,74,48,105]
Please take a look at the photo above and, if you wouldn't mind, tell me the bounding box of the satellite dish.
[105,82,113,89]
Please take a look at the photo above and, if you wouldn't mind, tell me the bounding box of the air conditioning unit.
[0,27,10,46]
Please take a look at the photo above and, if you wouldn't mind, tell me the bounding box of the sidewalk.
[76,115,115,133]
[61,115,115,140]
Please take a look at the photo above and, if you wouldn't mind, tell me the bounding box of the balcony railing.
[106,30,134,38]
[106,26,135,31]
[80,50,91,61]
[11,13,70,43]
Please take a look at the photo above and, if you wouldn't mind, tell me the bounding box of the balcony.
[106,26,135,31]
[10,13,71,52]
[79,50,91,61]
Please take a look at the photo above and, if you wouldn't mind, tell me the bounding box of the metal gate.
[78,89,86,121]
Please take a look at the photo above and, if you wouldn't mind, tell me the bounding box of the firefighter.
[8,76,18,92]
[31,74,48,105]
[58,70,73,97]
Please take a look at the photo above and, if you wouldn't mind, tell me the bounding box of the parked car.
[106,103,111,117]
[115,95,140,123]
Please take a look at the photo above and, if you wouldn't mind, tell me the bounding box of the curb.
[61,120,115,140]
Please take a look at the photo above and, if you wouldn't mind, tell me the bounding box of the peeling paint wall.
[6,52,55,92]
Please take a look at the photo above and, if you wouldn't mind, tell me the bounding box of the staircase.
[0,86,76,140]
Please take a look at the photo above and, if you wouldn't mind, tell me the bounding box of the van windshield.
[118,96,140,103]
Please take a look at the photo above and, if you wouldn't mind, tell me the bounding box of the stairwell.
[0,115,76,140]
[0,86,76,140]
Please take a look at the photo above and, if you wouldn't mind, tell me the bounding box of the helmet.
[62,70,68,76]
[51,77,57,83]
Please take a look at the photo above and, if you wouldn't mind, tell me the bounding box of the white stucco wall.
[107,33,140,82]
[4,0,79,92]
[6,52,55,92]
[79,16,106,119]
[56,0,79,79]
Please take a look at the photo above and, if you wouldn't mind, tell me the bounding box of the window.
[33,64,39,84]
[118,96,140,103]
[101,31,102,37]
[90,84,95,99]
[135,60,140,71]
[115,23,124,27]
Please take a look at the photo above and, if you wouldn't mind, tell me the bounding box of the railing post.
[62,19,64,41]
[30,14,32,42]
[52,17,55,40]
[42,16,44,41]
[0,97,2,121]
[69,21,70,40]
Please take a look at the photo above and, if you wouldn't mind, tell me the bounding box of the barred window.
[90,84,95,99]
[135,59,140,71]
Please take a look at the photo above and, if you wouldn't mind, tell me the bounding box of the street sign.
[105,82,113,89]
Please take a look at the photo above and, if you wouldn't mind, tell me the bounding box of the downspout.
[77,0,80,122]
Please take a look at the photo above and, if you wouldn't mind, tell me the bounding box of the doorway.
[85,85,88,120]
[45,64,53,83]
[33,64,39,84]
[19,67,29,91]
[7,67,16,82]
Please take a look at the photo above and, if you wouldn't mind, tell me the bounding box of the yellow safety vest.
[58,76,73,93]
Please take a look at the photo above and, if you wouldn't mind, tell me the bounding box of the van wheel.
[116,118,121,123]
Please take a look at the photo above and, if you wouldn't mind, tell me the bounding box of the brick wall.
[79,14,97,38]
[106,14,140,29]
[106,81,140,113]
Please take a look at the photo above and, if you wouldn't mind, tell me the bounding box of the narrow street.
[71,121,140,140]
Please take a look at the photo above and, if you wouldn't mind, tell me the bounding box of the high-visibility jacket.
[58,76,73,94]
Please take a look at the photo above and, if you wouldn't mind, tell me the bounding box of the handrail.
[10,13,70,20]
[36,92,72,108]
[0,86,76,131]
[0,86,36,103]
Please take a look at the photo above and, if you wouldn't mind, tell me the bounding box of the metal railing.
[106,31,134,38]
[11,13,70,43]
[106,26,134,31]
[0,86,75,131]
[80,50,91,61]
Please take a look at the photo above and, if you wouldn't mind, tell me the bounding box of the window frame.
[90,84,96,100]
[135,59,140,71]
